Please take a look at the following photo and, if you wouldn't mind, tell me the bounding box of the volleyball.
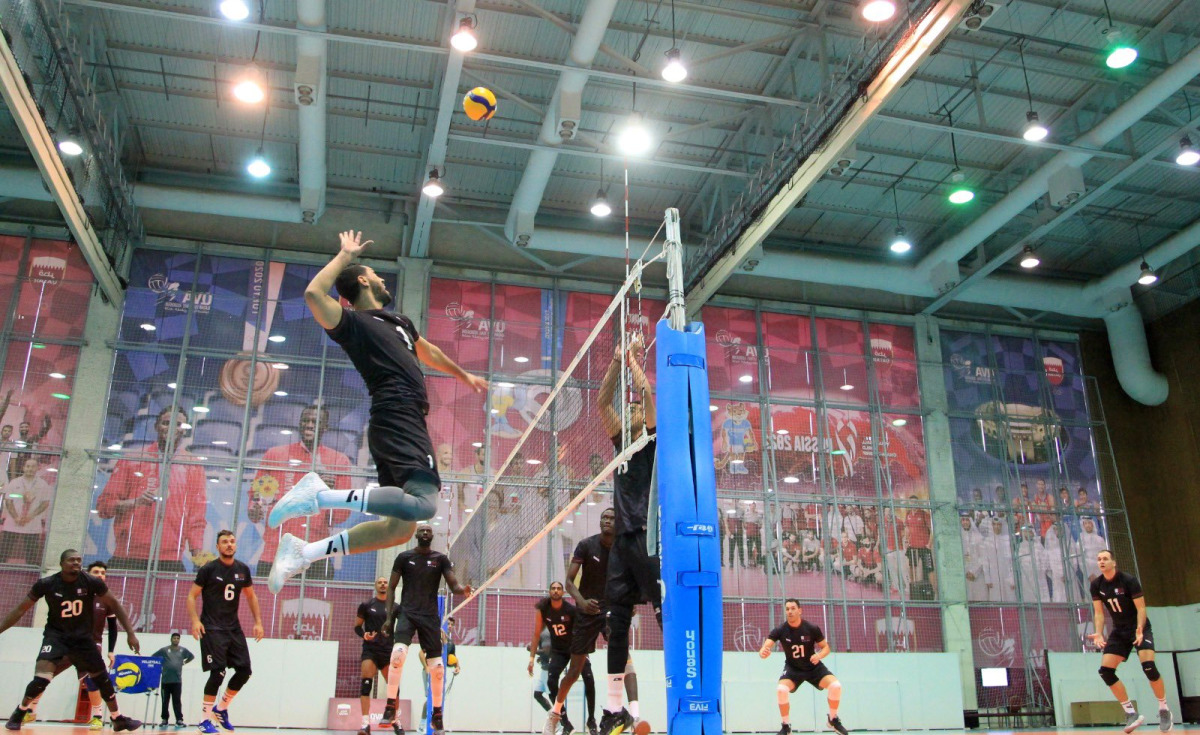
[463,87,497,121]
[114,661,141,690]
[446,653,458,666]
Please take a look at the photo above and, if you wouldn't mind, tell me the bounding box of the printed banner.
[111,654,163,693]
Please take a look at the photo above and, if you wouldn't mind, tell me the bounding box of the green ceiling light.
[1100,1,1137,69]
[52,393,71,400]
[948,170,974,204]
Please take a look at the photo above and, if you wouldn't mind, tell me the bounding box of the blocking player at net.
[0,549,143,732]
[355,577,401,735]
[381,524,471,735]
[759,599,850,735]
[1089,549,1172,733]
[188,530,264,734]
[267,230,486,593]
[597,342,660,735]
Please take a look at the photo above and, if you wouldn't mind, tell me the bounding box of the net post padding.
[448,433,652,616]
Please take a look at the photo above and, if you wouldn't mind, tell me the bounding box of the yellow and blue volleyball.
[463,87,497,121]
[446,653,458,666]
[114,661,141,690]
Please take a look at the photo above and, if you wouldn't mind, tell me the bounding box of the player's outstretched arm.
[415,338,487,393]
[305,231,371,330]
[626,351,656,432]
[0,597,35,635]
[186,584,205,639]
[244,586,265,641]
[100,591,140,653]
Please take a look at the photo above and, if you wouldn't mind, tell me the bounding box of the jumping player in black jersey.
[381,524,471,735]
[529,581,597,735]
[0,549,142,732]
[187,531,264,734]
[355,577,401,735]
[596,343,659,735]
[1089,550,1172,733]
[543,509,615,735]
[267,231,486,593]
[760,600,849,735]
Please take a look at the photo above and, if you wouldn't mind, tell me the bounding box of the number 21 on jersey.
[791,644,806,659]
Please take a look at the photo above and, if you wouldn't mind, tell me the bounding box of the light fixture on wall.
[450,17,478,52]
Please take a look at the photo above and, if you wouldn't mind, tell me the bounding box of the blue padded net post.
[656,208,723,735]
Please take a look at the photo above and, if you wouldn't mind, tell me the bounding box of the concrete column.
[397,257,432,333]
[914,315,976,709]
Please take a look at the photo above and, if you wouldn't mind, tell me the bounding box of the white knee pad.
[390,644,408,668]
[426,657,443,675]
[777,684,791,705]
[624,659,636,676]
[826,680,842,699]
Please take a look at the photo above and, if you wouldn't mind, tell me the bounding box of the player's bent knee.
[361,678,374,697]
[390,644,408,668]
[1141,661,1160,681]
[90,670,116,700]
[228,668,251,691]
[425,657,443,673]
[82,675,99,692]
[826,680,842,697]
[777,684,791,704]
[624,659,636,676]
[24,677,51,700]
[205,670,226,696]
[1099,666,1119,686]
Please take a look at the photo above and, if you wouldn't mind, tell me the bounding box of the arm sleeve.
[194,564,209,588]
[91,576,110,597]
[1127,574,1143,598]
[28,577,47,602]
[107,616,118,653]
[570,541,587,564]
[811,624,825,644]
[397,315,422,342]
[1089,578,1102,601]
[183,649,195,663]
[767,624,783,642]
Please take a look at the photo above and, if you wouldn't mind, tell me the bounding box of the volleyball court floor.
[12,724,1200,735]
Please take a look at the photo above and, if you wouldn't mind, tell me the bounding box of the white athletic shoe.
[268,534,312,594]
[267,472,327,528]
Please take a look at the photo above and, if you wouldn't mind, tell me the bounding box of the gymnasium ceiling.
[2,0,1200,327]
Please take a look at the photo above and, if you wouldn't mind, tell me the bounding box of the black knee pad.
[227,668,251,692]
[89,670,116,700]
[606,605,633,673]
[1099,666,1119,686]
[361,678,374,697]
[1141,661,1161,682]
[24,676,51,700]
[205,670,227,696]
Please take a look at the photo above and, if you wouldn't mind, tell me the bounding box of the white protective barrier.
[397,646,964,733]
[0,629,336,728]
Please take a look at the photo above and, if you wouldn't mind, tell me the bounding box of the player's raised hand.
[127,632,141,654]
[338,230,373,257]
[252,622,264,642]
[191,620,205,640]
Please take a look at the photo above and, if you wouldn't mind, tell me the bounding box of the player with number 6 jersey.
[760,600,849,735]
[1089,549,1172,733]
[188,531,264,734]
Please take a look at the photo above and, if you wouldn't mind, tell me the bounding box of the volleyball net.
[445,216,672,614]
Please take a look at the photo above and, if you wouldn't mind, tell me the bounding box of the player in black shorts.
[381,524,471,735]
[544,509,616,735]
[1089,549,1172,733]
[266,230,486,593]
[81,562,121,730]
[529,582,596,735]
[760,600,849,735]
[0,548,142,732]
[597,343,660,735]
[355,577,402,735]
[187,530,264,734]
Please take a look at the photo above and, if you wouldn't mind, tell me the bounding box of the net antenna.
[447,222,668,616]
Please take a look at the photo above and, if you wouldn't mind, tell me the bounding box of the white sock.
[1121,700,1136,715]
[318,487,372,512]
[91,704,103,718]
[362,716,370,728]
[220,689,238,709]
[303,531,350,561]
[629,701,639,720]
[202,700,214,722]
[1158,698,1168,711]
[606,674,624,713]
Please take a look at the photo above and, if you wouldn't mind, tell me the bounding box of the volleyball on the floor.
[463,87,497,121]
